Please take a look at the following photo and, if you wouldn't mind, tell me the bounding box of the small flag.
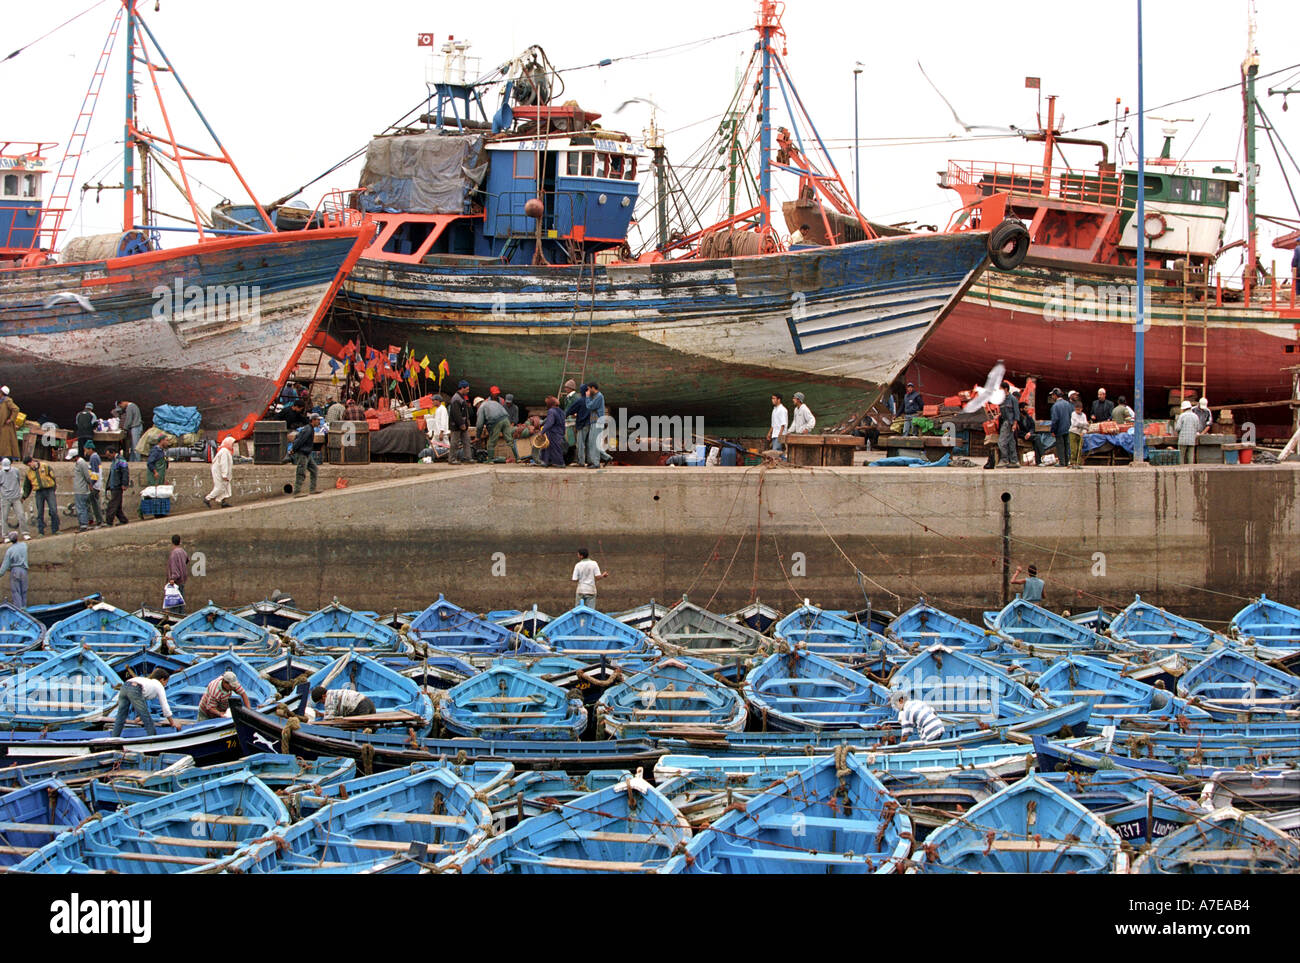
[1025,77,1040,90]
[420,354,431,370]
[437,358,450,377]
[417,32,434,47]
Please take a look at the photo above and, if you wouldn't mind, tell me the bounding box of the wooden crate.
[326,422,370,465]
[785,434,861,466]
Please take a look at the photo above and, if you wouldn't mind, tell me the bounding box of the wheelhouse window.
[1206,180,1227,205]
[580,152,594,177]
[623,157,637,181]
[1169,177,1186,201]
[1186,178,1203,203]
[2,174,16,197]
[23,174,39,198]
[514,151,536,178]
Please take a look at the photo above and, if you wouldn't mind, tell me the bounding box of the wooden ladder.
[1179,258,1209,405]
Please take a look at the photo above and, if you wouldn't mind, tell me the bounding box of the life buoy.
[988,218,1030,270]
[1143,212,1168,240]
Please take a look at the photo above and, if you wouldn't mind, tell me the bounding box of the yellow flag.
[420,354,431,370]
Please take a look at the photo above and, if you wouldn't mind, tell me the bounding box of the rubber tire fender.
[988,218,1031,270]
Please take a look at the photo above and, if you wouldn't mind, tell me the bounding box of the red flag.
[417,32,434,47]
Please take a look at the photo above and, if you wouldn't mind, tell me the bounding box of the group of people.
[994,385,1138,469]
[764,392,817,451]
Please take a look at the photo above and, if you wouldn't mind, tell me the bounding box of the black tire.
[988,219,1030,270]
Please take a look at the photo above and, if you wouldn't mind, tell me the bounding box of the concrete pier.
[17,464,1300,624]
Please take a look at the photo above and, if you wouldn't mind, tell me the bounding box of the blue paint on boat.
[161,651,277,723]
[538,601,656,662]
[1132,807,1300,873]
[0,603,44,657]
[888,600,998,652]
[0,647,122,730]
[1177,647,1299,707]
[773,603,904,665]
[288,601,406,655]
[1037,770,1203,843]
[46,603,160,657]
[407,595,546,657]
[25,595,103,629]
[169,604,276,658]
[306,652,434,729]
[596,657,747,738]
[0,778,91,866]
[989,599,1109,653]
[1035,653,1206,725]
[1108,595,1227,653]
[440,663,587,740]
[1230,593,1300,657]
[891,644,1044,720]
[744,649,893,731]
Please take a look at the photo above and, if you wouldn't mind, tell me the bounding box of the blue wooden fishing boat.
[25,595,102,629]
[493,606,552,638]
[1032,736,1225,785]
[290,761,514,819]
[287,601,406,656]
[306,652,434,730]
[987,599,1109,654]
[255,652,330,686]
[728,602,781,635]
[0,603,44,659]
[230,766,492,873]
[46,603,160,658]
[484,769,630,825]
[1035,653,1205,726]
[0,647,122,730]
[744,649,893,731]
[1176,647,1299,709]
[458,772,690,874]
[676,752,912,874]
[1111,727,1300,767]
[651,596,766,661]
[919,771,1124,873]
[596,658,747,738]
[440,663,586,740]
[407,595,545,659]
[538,602,656,662]
[132,605,184,632]
[881,770,1010,840]
[1131,806,1300,873]
[612,600,669,633]
[1069,607,1113,632]
[1230,593,1300,658]
[111,648,195,678]
[159,651,277,724]
[888,600,999,653]
[773,603,904,666]
[233,597,311,631]
[14,772,289,873]
[392,654,476,692]
[233,702,663,772]
[168,605,277,659]
[0,778,92,866]
[1107,595,1226,654]
[892,644,1044,720]
[1037,770,1203,844]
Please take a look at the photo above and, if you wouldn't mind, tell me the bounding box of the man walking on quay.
[22,456,58,536]
[572,547,609,608]
[766,393,789,452]
[1049,388,1072,468]
[0,457,29,540]
[1175,400,1201,464]
[146,436,171,487]
[104,447,130,526]
[290,413,321,496]
[448,381,473,465]
[166,534,189,614]
[117,399,143,460]
[72,449,96,531]
[0,531,28,608]
[584,383,606,468]
[902,382,923,436]
[998,382,1020,468]
[789,392,816,434]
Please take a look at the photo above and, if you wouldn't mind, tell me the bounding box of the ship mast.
[1242,2,1260,297]
[122,0,137,234]
[755,0,782,232]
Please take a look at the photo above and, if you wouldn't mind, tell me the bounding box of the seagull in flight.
[43,291,95,312]
[918,62,1019,134]
[615,96,662,114]
[963,362,1008,413]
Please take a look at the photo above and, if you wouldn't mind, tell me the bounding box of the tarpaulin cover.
[1083,429,1137,455]
[869,453,952,467]
[152,405,201,436]
[368,420,428,458]
[359,132,487,214]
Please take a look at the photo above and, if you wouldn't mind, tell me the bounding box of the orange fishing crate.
[922,404,940,417]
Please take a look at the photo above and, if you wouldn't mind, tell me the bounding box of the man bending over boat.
[111,668,183,737]
[310,686,376,720]
[892,691,945,743]
[197,670,250,720]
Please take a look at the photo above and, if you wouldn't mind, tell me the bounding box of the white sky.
[9,0,1300,270]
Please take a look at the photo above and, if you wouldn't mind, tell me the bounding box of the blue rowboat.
[1176,647,1299,709]
[0,647,121,730]
[538,602,657,662]
[232,703,663,772]
[744,649,894,732]
[596,658,747,738]
[612,600,670,632]
[492,606,552,638]
[290,761,514,819]
[1230,593,1300,658]
[233,598,311,631]
[229,766,492,873]
[160,651,278,724]
[392,654,476,692]
[1131,807,1300,873]
[1032,736,1226,785]
[651,596,766,661]
[727,602,781,635]
[1107,595,1226,654]
[0,603,44,658]
[919,771,1123,873]
[110,648,195,679]
[306,652,434,730]
[1069,608,1113,632]
[1035,653,1206,726]
[484,769,630,825]
[0,778,92,866]
[1111,727,1300,767]
[676,753,912,874]
[14,772,289,873]
[1037,770,1203,844]
[46,603,160,658]
[891,644,1044,720]
[0,751,193,791]
[888,600,999,653]
[440,663,586,740]
[254,652,330,686]
[772,603,904,666]
[407,595,546,659]
[458,772,690,874]
[131,606,184,632]
[0,717,244,766]
[287,601,406,656]
[25,595,102,629]
[881,770,1010,840]
[987,599,1109,654]
[168,605,277,659]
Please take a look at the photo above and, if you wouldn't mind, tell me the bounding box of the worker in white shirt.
[789,392,816,434]
[110,669,183,737]
[426,394,450,460]
[572,547,609,609]
[766,394,789,451]
[892,691,945,743]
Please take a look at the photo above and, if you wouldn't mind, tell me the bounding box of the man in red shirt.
[198,671,249,720]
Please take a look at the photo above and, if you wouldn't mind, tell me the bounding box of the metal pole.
[122,0,136,234]
[1133,0,1147,463]
[757,1,774,230]
[853,64,862,209]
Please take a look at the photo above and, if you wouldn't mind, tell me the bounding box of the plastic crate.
[1146,449,1179,467]
[140,496,172,518]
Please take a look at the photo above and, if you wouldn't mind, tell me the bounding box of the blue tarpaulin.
[869,453,952,467]
[1083,429,1137,456]
[152,405,201,436]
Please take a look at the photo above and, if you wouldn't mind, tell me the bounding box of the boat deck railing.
[944,160,1125,209]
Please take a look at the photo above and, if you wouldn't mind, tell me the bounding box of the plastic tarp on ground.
[358,132,487,214]
[869,453,952,467]
[368,421,428,459]
[1083,429,1137,455]
[152,405,201,436]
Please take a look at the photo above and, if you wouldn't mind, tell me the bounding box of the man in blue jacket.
[997,382,1020,469]
[1049,388,1073,468]
[902,382,923,436]
[290,413,321,496]
[583,383,606,469]
[566,383,591,467]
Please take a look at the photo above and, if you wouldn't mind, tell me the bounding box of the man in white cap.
[1194,397,1213,434]
[789,392,816,434]
[1175,400,1201,464]
[0,531,27,608]
[0,457,29,541]
[0,386,19,461]
[197,670,250,720]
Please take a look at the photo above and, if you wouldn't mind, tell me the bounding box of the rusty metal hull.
[0,227,367,436]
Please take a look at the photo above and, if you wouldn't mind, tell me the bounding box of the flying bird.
[963,362,1008,413]
[42,292,96,312]
[917,62,1020,135]
[615,96,662,114]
